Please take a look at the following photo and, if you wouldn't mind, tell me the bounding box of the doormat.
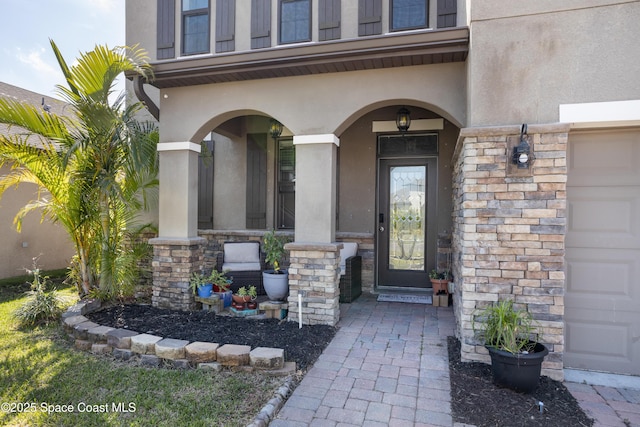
[377,294,432,304]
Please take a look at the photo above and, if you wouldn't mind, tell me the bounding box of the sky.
[0,0,125,100]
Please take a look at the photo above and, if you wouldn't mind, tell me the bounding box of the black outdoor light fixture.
[396,107,411,133]
[269,119,283,139]
[512,123,533,169]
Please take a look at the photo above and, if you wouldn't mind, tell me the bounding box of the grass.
[0,272,283,426]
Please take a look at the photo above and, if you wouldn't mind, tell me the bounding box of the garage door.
[565,129,640,375]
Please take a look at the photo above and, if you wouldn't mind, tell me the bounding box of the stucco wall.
[0,166,75,278]
[467,1,640,126]
[338,107,458,237]
[156,62,466,143]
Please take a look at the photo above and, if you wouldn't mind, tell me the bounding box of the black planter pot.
[486,342,549,393]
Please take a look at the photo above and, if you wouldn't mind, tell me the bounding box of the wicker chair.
[215,241,266,295]
[339,242,362,303]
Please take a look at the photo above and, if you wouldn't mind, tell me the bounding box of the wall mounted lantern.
[512,123,533,169]
[396,107,411,133]
[269,119,283,139]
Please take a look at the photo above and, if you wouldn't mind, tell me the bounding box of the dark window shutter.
[251,0,271,49]
[246,134,267,229]
[216,0,236,52]
[437,0,457,28]
[358,0,382,36]
[157,0,175,59]
[319,0,341,41]
[198,140,214,230]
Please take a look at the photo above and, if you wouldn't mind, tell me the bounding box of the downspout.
[133,76,160,121]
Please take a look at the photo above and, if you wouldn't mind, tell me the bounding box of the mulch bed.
[86,304,336,371]
[87,304,595,426]
[448,336,594,427]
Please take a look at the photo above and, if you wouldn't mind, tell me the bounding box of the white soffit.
[157,142,202,153]
[372,118,444,133]
[559,100,640,129]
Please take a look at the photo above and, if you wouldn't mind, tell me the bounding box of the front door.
[377,157,437,289]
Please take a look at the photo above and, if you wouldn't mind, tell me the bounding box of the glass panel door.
[377,158,437,288]
[389,165,425,270]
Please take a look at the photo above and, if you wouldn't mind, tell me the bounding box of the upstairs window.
[280,0,311,44]
[182,0,210,55]
[391,0,428,31]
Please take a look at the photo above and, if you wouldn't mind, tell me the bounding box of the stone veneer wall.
[285,242,341,326]
[198,230,374,293]
[335,233,374,293]
[451,124,569,381]
[150,230,371,316]
[149,237,206,311]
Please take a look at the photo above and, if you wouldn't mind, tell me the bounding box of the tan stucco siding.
[468,1,640,126]
[158,62,467,143]
[0,166,74,278]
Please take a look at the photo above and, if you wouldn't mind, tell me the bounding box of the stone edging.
[61,300,297,426]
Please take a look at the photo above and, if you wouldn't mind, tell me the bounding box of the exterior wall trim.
[293,134,340,146]
[157,142,202,152]
[559,100,640,129]
[372,118,444,132]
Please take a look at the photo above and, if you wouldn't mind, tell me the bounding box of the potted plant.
[262,229,289,301]
[209,270,232,307]
[473,299,549,393]
[429,269,449,294]
[232,285,257,309]
[189,271,213,298]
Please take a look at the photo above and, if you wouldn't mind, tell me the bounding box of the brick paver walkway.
[271,292,640,427]
[272,293,454,426]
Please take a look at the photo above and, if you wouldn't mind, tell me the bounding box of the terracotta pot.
[232,294,251,304]
[247,302,257,310]
[430,278,448,294]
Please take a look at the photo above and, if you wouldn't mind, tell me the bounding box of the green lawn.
[0,274,282,426]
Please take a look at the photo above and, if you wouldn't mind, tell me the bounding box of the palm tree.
[0,40,157,297]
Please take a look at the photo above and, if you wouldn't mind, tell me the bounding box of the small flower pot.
[430,279,448,294]
[197,284,213,298]
[232,294,251,304]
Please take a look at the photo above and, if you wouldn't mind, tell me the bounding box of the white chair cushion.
[224,242,260,263]
[339,242,358,276]
[222,262,262,272]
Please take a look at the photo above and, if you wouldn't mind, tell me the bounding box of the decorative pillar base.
[285,242,342,326]
[149,237,206,311]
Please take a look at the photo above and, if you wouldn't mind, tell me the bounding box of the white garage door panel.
[565,318,636,374]
[566,128,640,376]
[567,129,640,187]
[565,318,629,358]
[567,249,639,298]
[567,187,640,249]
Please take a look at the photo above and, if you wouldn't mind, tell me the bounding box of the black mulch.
[87,305,595,426]
[448,336,594,427]
[86,304,336,371]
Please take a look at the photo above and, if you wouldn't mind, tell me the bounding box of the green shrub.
[13,265,68,327]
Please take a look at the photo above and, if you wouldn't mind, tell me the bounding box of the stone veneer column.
[285,242,342,326]
[150,142,204,311]
[149,237,206,311]
[451,124,569,381]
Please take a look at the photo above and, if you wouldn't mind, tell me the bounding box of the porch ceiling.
[146,27,469,89]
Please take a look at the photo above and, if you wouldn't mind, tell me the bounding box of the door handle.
[379,226,385,232]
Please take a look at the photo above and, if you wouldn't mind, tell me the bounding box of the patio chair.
[339,242,362,303]
[215,241,266,295]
